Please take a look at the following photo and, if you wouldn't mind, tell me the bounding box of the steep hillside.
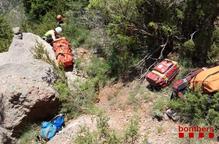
[0,0,219,144]
[0,0,20,13]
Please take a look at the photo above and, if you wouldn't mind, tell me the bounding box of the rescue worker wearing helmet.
[43,27,62,43]
[56,15,64,27]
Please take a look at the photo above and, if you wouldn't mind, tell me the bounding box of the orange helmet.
[56,15,63,21]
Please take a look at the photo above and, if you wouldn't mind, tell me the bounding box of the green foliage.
[148,22,158,30]
[74,127,98,144]
[18,124,40,144]
[183,39,195,54]
[86,57,110,84]
[54,81,70,98]
[152,96,169,118]
[75,113,140,144]
[169,92,219,128]
[176,8,184,20]
[88,0,218,76]
[182,0,218,65]
[32,41,46,59]
[22,0,69,19]
[75,113,121,144]
[80,57,110,94]
[61,0,90,47]
[208,27,219,61]
[0,16,13,52]
[124,117,139,144]
[21,12,56,36]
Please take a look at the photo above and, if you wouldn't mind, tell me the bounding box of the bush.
[0,16,13,52]
[18,124,40,144]
[183,39,195,53]
[22,0,69,19]
[169,92,219,128]
[124,117,139,144]
[74,112,121,144]
[208,27,219,61]
[152,96,169,119]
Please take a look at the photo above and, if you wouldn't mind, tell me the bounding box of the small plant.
[74,127,98,144]
[157,126,163,134]
[127,82,148,109]
[123,116,140,144]
[127,93,139,108]
[141,134,150,144]
[152,96,169,119]
[74,112,121,144]
[18,124,40,144]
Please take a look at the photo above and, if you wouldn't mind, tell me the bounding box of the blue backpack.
[40,114,64,140]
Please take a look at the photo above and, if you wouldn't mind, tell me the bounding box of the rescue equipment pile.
[146,59,179,88]
[145,59,219,96]
[52,37,74,68]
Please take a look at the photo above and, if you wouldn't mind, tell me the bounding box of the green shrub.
[169,92,219,128]
[183,39,195,52]
[75,113,141,144]
[18,124,40,144]
[124,117,139,144]
[0,16,13,52]
[74,112,121,144]
[22,0,68,19]
[148,21,158,30]
[74,127,98,144]
[208,27,219,61]
[152,96,169,119]
[63,20,89,47]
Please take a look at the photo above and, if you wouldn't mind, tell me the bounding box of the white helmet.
[55,27,62,34]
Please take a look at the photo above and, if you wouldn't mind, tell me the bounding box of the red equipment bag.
[172,69,204,92]
[171,68,204,98]
[52,37,74,68]
[146,59,179,87]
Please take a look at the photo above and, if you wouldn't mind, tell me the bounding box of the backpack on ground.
[40,114,64,141]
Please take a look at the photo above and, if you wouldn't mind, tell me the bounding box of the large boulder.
[0,33,58,141]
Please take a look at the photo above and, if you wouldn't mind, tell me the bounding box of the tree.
[22,0,69,19]
[182,0,218,65]
[88,0,219,78]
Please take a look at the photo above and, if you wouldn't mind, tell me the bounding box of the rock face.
[0,33,58,143]
[48,115,97,144]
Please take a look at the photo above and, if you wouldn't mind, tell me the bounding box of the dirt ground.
[96,81,218,144]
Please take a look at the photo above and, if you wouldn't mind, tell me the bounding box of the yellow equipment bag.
[190,66,219,93]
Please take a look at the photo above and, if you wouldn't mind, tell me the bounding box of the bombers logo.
[178,125,215,139]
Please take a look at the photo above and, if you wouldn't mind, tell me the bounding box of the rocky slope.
[48,115,97,144]
[0,32,59,143]
[0,0,20,13]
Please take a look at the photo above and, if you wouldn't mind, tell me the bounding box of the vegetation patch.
[74,113,140,144]
[0,16,13,52]
[169,92,219,128]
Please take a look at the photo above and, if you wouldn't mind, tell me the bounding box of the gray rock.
[0,127,16,144]
[0,33,59,141]
[47,115,97,144]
